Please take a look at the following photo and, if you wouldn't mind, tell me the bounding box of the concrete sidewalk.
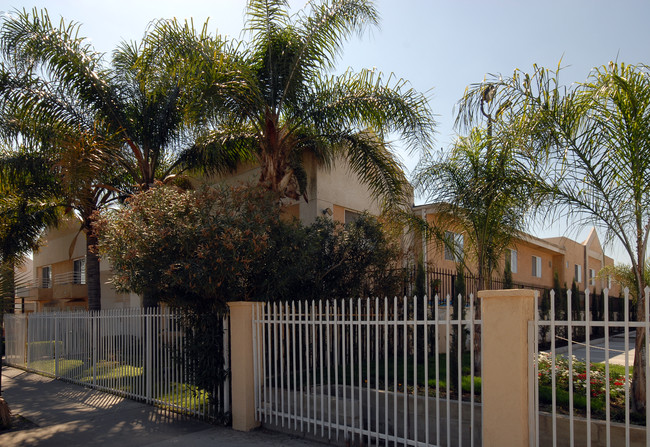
[1,365,323,447]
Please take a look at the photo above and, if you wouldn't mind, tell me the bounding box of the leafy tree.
[598,261,650,299]
[94,183,278,416]
[248,213,403,302]
[94,184,279,308]
[167,0,435,206]
[459,62,650,411]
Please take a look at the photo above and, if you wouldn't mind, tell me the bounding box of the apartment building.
[15,155,387,311]
[197,152,384,225]
[15,219,140,312]
[414,204,619,297]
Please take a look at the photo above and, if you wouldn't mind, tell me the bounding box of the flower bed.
[537,352,643,424]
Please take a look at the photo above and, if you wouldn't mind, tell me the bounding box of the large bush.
[94,184,280,310]
[249,214,404,302]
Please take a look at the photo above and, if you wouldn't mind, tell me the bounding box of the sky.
[3,0,649,261]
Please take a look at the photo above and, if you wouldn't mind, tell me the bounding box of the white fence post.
[146,309,153,404]
[54,315,59,378]
[479,288,535,447]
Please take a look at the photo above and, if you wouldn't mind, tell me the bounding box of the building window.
[575,264,582,283]
[41,266,52,288]
[589,268,595,286]
[344,210,361,224]
[444,231,464,262]
[506,249,518,273]
[532,255,542,278]
[73,258,86,285]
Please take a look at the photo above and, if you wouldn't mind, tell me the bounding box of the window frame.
[73,257,86,285]
[531,255,542,278]
[41,265,52,288]
[444,231,464,262]
[344,209,362,224]
[507,249,518,274]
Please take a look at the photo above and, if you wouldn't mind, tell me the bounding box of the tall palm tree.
[157,0,436,206]
[455,61,650,412]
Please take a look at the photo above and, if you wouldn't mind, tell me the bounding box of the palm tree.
[0,9,245,307]
[414,127,533,290]
[456,62,650,412]
[0,9,240,190]
[161,0,436,206]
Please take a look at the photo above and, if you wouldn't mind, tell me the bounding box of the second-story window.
[575,264,582,283]
[506,249,518,273]
[589,268,596,286]
[532,255,542,278]
[444,231,464,262]
[41,266,51,288]
[73,258,86,285]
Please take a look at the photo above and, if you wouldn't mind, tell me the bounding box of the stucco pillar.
[227,301,260,431]
[479,289,535,447]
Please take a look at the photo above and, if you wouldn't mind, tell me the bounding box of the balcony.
[54,271,86,286]
[53,271,87,300]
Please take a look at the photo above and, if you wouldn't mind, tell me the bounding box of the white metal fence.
[530,287,650,447]
[253,296,482,446]
[3,308,230,420]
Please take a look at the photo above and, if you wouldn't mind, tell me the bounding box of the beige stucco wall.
[507,239,559,289]
[310,155,381,224]
[195,154,383,226]
[33,220,86,269]
[30,218,142,310]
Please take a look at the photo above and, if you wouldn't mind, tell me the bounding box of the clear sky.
[3,0,649,259]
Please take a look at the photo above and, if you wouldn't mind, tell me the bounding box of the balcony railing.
[53,271,86,286]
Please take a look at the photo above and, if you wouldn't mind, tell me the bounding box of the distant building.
[413,203,620,298]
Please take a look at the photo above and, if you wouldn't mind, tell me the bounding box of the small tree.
[95,184,280,308]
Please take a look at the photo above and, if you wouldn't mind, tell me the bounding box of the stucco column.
[227,301,260,431]
[479,289,535,447]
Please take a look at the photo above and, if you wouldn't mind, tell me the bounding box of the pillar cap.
[478,289,536,299]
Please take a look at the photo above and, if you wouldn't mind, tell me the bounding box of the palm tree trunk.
[632,283,647,412]
[86,232,101,311]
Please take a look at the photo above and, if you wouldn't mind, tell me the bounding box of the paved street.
[1,366,324,447]
[554,330,636,366]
